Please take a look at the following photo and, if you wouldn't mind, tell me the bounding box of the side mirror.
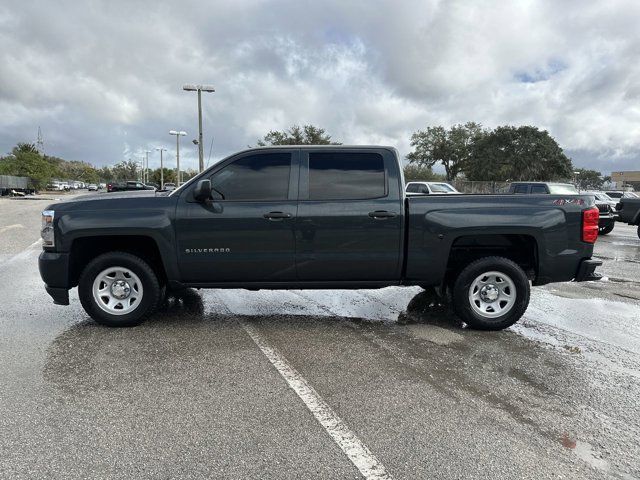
[193,179,212,202]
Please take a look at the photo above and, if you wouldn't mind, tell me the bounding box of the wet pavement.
[0,195,639,479]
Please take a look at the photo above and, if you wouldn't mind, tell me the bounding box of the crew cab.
[615,198,640,238]
[39,146,601,330]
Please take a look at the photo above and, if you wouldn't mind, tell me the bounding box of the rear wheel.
[452,256,530,330]
[599,224,614,235]
[78,252,161,327]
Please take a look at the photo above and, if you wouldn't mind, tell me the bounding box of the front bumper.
[39,251,71,305]
[575,259,603,282]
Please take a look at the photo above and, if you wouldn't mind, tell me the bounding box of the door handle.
[264,211,292,220]
[368,210,397,219]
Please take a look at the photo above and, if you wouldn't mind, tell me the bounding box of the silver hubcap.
[92,267,143,315]
[468,271,516,319]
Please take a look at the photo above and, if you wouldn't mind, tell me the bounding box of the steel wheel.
[92,266,144,315]
[468,270,516,319]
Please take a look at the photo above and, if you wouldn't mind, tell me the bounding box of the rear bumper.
[39,251,71,305]
[574,259,602,282]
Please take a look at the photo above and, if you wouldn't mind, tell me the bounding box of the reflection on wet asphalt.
[1,201,639,478]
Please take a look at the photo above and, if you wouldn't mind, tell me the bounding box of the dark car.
[107,181,156,193]
[39,146,601,330]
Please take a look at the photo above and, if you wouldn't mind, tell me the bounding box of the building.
[611,171,640,190]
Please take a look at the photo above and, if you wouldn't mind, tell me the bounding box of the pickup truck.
[38,146,602,330]
[615,198,640,238]
[107,181,156,193]
[508,182,616,234]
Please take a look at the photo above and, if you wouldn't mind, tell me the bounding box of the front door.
[176,150,299,283]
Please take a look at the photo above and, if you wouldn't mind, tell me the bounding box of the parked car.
[615,198,640,239]
[107,181,156,193]
[581,192,617,235]
[509,183,615,235]
[87,184,98,191]
[405,182,461,195]
[98,183,106,189]
[605,191,639,199]
[0,175,32,196]
[39,146,601,330]
[163,182,176,192]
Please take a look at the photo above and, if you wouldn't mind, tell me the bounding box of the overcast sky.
[1,0,639,174]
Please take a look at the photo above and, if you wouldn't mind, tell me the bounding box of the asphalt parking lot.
[0,193,639,479]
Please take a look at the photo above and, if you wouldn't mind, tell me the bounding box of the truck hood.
[45,190,172,212]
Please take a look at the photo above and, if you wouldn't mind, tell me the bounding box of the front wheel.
[599,224,614,235]
[452,256,530,330]
[78,252,161,327]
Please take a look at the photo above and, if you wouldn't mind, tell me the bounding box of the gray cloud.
[1,0,639,174]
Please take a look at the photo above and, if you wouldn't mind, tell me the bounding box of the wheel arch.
[69,235,169,287]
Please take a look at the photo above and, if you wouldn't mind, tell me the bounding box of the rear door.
[295,148,403,281]
[175,149,299,283]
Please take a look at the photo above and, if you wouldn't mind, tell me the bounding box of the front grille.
[597,204,611,214]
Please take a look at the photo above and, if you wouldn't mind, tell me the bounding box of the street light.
[156,147,167,190]
[142,150,151,183]
[183,84,215,172]
[169,130,187,185]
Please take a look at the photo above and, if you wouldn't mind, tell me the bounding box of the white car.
[87,184,98,191]
[405,181,461,195]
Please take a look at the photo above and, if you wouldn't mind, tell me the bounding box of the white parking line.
[240,320,393,480]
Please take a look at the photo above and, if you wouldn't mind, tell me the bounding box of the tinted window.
[210,153,291,201]
[406,183,419,193]
[513,185,528,194]
[309,152,385,200]
[530,185,547,194]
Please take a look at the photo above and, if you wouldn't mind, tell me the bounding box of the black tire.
[637,225,640,240]
[78,251,161,327]
[599,224,614,235]
[452,256,530,331]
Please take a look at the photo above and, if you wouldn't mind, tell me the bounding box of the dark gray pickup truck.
[615,198,640,238]
[39,146,602,330]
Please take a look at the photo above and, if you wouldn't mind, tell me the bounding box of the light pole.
[156,147,167,190]
[143,150,151,183]
[169,130,187,185]
[183,84,215,172]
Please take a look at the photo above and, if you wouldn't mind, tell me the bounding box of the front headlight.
[41,210,55,247]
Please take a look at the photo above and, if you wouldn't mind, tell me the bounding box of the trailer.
[0,175,32,196]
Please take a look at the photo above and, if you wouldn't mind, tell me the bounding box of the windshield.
[548,184,579,194]
[430,183,456,193]
[624,192,639,198]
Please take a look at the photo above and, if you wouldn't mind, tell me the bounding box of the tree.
[257,125,341,146]
[465,125,573,181]
[575,169,604,190]
[0,143,56,189]
[149,167,176,185]
[110,160,140,181]
[403,164,445,182]
[407,122,485,180]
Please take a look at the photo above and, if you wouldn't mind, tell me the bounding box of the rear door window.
[308,152,386,200]
[513,185,529,194]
